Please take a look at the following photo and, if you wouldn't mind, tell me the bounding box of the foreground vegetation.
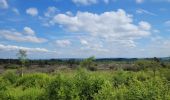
[0,51,170,100]
[0,67,170,100]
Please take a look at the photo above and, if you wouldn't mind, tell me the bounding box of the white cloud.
[103,0,109,4]
[0,44,49,52]
[72,0,115,5]
[138,21,151,30]
[0,0,8,9]
[136,0,144,4]
[165,20,170,26]
[66,11,73,16]
[52,9,151,42]
[153,29,160,33]
[24,27,35,35]
[0,28,47,43]
[44,6,58,17]
[56,40,71,47]
[12,8,20,15]
[80,38,108,52]
[26,8,38,16]
[141,37,170,57]
[72,0,98,5]
[80,39,88,45]
[136,9,156,16]
[47,9,153,54]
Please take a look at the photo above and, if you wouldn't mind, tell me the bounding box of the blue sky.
[0,0,170,59]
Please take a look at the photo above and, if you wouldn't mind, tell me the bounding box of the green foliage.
[135,60,151,70]
[93,81,116,100]
[0,67,170,100]
[135,71,151,81]
[112,70,133,87]
[16,73,50,89]
[1,87,44,100]
[17,49,27,65]
[44,74,79,100]
[160,68,170,81]
[74,69,105,100]
[2,70,19,84]
[0,77,10,91]
[17,49,28,77]
[80,56,97,71]
[125,77,170,100]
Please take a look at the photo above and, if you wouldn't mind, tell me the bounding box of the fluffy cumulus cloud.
[26,8,38,16]
[0,44,49,52]
[56,40,71,47]
[52,9,151,45]
[24,27,35,35]
[0,0,8,9]
[0,27,47,43]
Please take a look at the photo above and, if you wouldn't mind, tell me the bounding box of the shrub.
[93,81,116,100]
[80,56,97,71]
[1,87,43,100]
[112,70,134,87]
[18,88,44,100]
[125,77,170,100]
[0,77,10,91]
[74,69,105,100]
[136,71,150,81]
[44,74,79,100]
[160,68,170,81]
[16,73,50,89]
[2,70,19,84]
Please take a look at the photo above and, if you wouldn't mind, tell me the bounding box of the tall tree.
[17,49,27,77]
[151,57,161,77]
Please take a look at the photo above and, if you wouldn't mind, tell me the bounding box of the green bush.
[0,77,10,91]
[136,71,151,81]
[80,56,97,71]
[93,81,116,100]
[44,74,79,100]
[1,87,43,100]
[74,69,105,100]
[16,73,50,89]
[112,70,133,87]
[2,70,19,84]
[160,68,170,81]
[125,77,170,100]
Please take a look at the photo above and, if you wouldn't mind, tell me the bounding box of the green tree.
[80,56,97,71]
[17,49,27,77]
[150,57,161,77]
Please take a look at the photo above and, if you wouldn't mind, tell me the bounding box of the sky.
[0,0,170,59]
